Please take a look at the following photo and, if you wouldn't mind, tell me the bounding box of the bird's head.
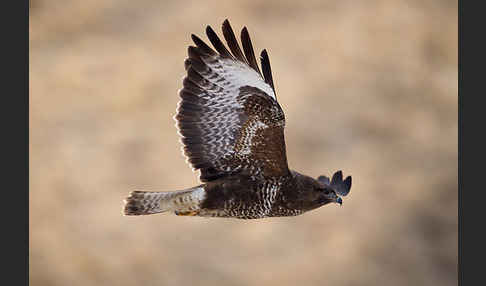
[287,170,352,212]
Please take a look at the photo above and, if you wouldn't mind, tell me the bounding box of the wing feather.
[241,27,262,75]
[175,20,288,182]
[222,19,247,63]
[206,26,233,59]
[190,34,217,56]
[260,49,276,95]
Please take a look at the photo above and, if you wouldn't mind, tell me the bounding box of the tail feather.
[124,191,172,215]
[123,187,205,216]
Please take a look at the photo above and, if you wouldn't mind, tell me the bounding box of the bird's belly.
[197,199,305,219]
[198,177,290,219]
[198,199,272,219]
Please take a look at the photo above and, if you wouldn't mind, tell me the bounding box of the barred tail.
[123,186,206,216]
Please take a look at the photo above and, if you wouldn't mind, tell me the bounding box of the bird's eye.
[323,189,330,195]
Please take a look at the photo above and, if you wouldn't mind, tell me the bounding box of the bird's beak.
[335,197,343,206]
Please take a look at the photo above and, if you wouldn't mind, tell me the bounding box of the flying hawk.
[124,20,352,219]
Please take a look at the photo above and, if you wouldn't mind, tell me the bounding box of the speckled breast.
[198,176,290,219]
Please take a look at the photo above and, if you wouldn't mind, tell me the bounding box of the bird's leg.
[174,210,199,216]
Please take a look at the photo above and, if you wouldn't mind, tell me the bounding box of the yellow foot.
[175,210,199,216]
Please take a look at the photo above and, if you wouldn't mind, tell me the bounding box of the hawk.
[124,20,352,219]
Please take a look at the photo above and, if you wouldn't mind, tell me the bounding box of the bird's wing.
[175,20,290,182]
[318,171,352,196]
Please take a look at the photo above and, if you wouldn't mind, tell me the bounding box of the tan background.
[30,1,457,285]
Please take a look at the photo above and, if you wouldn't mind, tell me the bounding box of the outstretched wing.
[318,171,352,196]
[175,19,289,182]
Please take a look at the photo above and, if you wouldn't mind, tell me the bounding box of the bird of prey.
[124,20,352,219]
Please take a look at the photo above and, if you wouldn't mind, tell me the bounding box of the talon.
[175,210,198,216]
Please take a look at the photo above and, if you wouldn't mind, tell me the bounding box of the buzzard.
[124,20,352,219]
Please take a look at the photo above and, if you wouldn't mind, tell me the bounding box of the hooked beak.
[335,197,343,206]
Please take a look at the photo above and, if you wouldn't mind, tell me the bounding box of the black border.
[4,0,29,285]
[459,0,485,285]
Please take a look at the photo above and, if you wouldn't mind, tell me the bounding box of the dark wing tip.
[240,26,261,74]
[222,19,232,30]
[330,170,352,196]
[221,19,247,63]
[344,176,352,192]
[193,21,269,83]
[191,34,216,56]
[260,49,276,94]
[205,25,232,58]
[331,170,343,185]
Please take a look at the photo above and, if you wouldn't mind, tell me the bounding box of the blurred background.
[30,0,457,285]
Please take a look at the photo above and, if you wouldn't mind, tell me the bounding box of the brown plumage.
[123,20,352,219]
